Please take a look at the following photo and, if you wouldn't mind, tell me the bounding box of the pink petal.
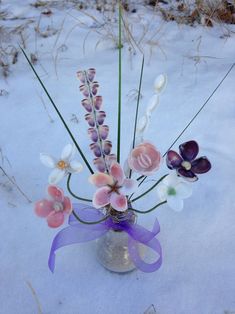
[120,179,138,195]
[48,185,64,202]
[96,111,106,125]
[63,197,72,214]
[47,211,65,228]
[110,162,124,185]
[87,68,96,82]
[77,70,85,83]
[93,186,111,208]
[81,98,92,112]
[110,193,127,212]
[94,95,102,110]
[85,113,95,127]
[93,157,106,172]
[35,199,53,217]
[79,85,89,98]
[89,173,113,187]
[99,125,109,140]
[102,140,112,155]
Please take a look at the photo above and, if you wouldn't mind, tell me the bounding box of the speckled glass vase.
[96,210,139,273]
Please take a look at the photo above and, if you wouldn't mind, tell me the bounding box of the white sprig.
[136,74,167,142]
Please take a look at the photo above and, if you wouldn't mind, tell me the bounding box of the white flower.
[156,172,192,211]
[40,144,83,184]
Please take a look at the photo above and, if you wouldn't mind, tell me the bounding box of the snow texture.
[0,1,235,314]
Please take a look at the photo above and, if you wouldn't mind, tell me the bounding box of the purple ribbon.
[48,204,162,273]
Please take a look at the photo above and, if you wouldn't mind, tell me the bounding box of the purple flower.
[166,140,211,182]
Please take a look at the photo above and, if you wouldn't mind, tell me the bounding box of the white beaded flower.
[40,144,83,184]
[156,172,192,211]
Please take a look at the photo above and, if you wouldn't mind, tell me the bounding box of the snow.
[0,1,235,313]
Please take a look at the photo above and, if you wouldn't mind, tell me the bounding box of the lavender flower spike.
[77,69,116,172]
[166,140,211,182]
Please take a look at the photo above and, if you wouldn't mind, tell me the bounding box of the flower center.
[57,160,68,169]
[53,202,63,212]
[108,181,121,194]
[167,187,176,196]
[181,161,191,171]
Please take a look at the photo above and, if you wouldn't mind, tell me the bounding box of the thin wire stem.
[130,174,168,202]
[72,210,110,225]
[117,2,122,163]
[67,173,92,202]
[129,55,145,179]
[128,200,166,214]
[20,47,94,174]
[135,62,235,187]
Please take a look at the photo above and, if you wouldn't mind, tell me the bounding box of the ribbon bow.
[48,204,162,273]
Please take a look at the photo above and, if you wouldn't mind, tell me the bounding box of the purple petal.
[81,99,92,112]
[93,157,106,172]
[87,68,96,82]
[166,150,183,169]
[191,157,211,174]
[94,96,103,110]
[177,168,198,182]
[179,140,199,161]
[90,143,102,157]
[96,111,106,125]
[88,128,98,142]
[79,85,89,98]
[85,113,95,127]
[102,140,112,155]
[77,70,85,83]
[99,125,109,140]
[92,82,99,95]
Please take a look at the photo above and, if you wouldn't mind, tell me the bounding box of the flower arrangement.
[21,5,214,274]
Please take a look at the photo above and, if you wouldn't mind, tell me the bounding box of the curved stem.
[20,47,94,174]
[67,173,92,203]
[72,210,110,225]
[130,174,168,202]
[128,200,166,214]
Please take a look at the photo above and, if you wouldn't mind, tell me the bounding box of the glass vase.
[96,210,143,273]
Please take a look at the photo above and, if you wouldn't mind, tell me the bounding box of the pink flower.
[35,186,72,228]
[89,162,137,212]
[128,142,162,176]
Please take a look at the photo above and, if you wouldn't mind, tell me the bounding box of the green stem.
[128,200,166,214]
[135,62,235,187]
[67,173,92,202]
[20,47,94,174]
[130,174,168,202]
[117,2,122,163]
[72,210,110,225]
[129,55,145,179]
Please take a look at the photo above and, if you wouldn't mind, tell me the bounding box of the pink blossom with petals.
[128,142,162,176]
[35,185,72,228]
[89,162,137,212]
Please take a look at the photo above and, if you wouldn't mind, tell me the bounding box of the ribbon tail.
[48,224,108,273]
[128,236,162,273]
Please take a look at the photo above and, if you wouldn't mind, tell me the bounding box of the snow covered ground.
[0,1,235,313]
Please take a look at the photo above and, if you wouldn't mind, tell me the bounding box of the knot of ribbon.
[48,204,162,273]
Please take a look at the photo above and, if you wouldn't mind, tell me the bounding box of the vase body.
[96,229,136,273]
[96,210,143,273]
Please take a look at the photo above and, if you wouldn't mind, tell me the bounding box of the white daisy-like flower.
[40,144,83,184]
[156,172,192,211]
